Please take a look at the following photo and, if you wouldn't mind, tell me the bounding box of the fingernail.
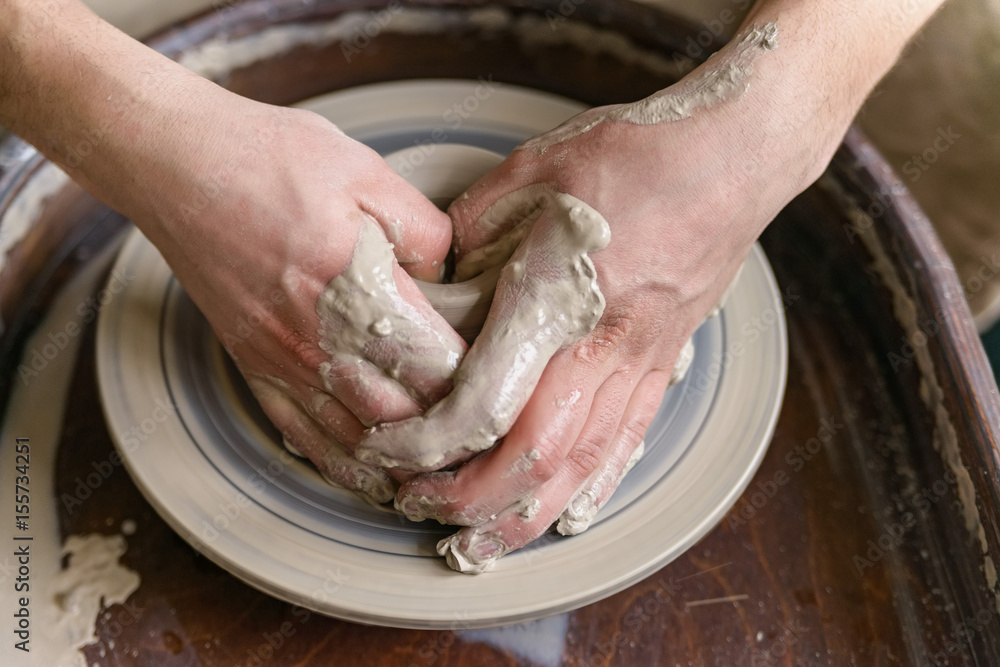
[569,489,598,517]
[469,533,507,562]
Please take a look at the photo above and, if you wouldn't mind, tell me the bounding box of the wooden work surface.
[3,1,1000,664]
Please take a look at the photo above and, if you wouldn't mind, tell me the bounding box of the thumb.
[448,151,542,261]
[366,169,454,283]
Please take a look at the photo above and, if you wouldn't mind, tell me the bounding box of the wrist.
[0,0,250,249]
[736,1,945,162]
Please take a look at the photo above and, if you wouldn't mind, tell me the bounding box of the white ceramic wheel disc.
[96,80,787,629]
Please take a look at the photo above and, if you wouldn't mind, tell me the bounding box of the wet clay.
[315,219,464,412]
[48,535,141,661]
[452,184,553,282]
[436,531,495,575]
[521,22,778,154]
[355,187,610,471]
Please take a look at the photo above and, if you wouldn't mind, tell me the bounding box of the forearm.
[737,0,945,163]
[0,0,252,251]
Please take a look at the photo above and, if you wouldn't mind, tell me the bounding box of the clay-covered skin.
[523,23,778,154]
[557,440,646,536]
[0,0,468,507]
[316,219,466,419]
[355,188,611,471]
[402,7,935,573]
[245,375,403,506]
[281,434,396,506]
[362,24,759,566]
[431,316,702,571]
[450,183,551,282]
[553,336,693,536]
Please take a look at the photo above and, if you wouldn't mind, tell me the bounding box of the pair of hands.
[167,74,818,572]
[151,17,836,568]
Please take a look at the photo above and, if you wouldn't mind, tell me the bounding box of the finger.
[302,388,367,447]
[245,378,397,505]
[434,426,606,574]
[316,219,467,413]
[285,429,396,505]
[556,367,673,535]
[302,386,418,484]
[451,185,552,279]
[433,455,584,574]
[434,461,584,574]
[300,386,417,485]
[556,440,644,536]
[363,166,454,283]
[447,130,584,259]
[449,175,550,263]
[317,355,425,427]
[437,369,671,573]
[356,192,610,471]
[284,428,397,507]
[399,345,674,524]
[395,350,622,525]
[371,262,467,405]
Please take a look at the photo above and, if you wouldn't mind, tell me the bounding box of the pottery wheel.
[96,80,788,629]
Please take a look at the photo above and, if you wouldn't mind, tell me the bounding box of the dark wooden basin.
[1,1,999,663]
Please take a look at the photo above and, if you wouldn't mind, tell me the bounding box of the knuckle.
[572,336,615,368]
[273,325,326,370]
[448,502,493,527]
[600,309,637,340]
[449,197,489,253]
[618,415,651,450]
[352,401,388,429]
[564,434,607,480]
[318,357,356,393]
[446,196,471,229]
[524,435,564,484]
[617,379,667,446]
[574,310,637,367]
